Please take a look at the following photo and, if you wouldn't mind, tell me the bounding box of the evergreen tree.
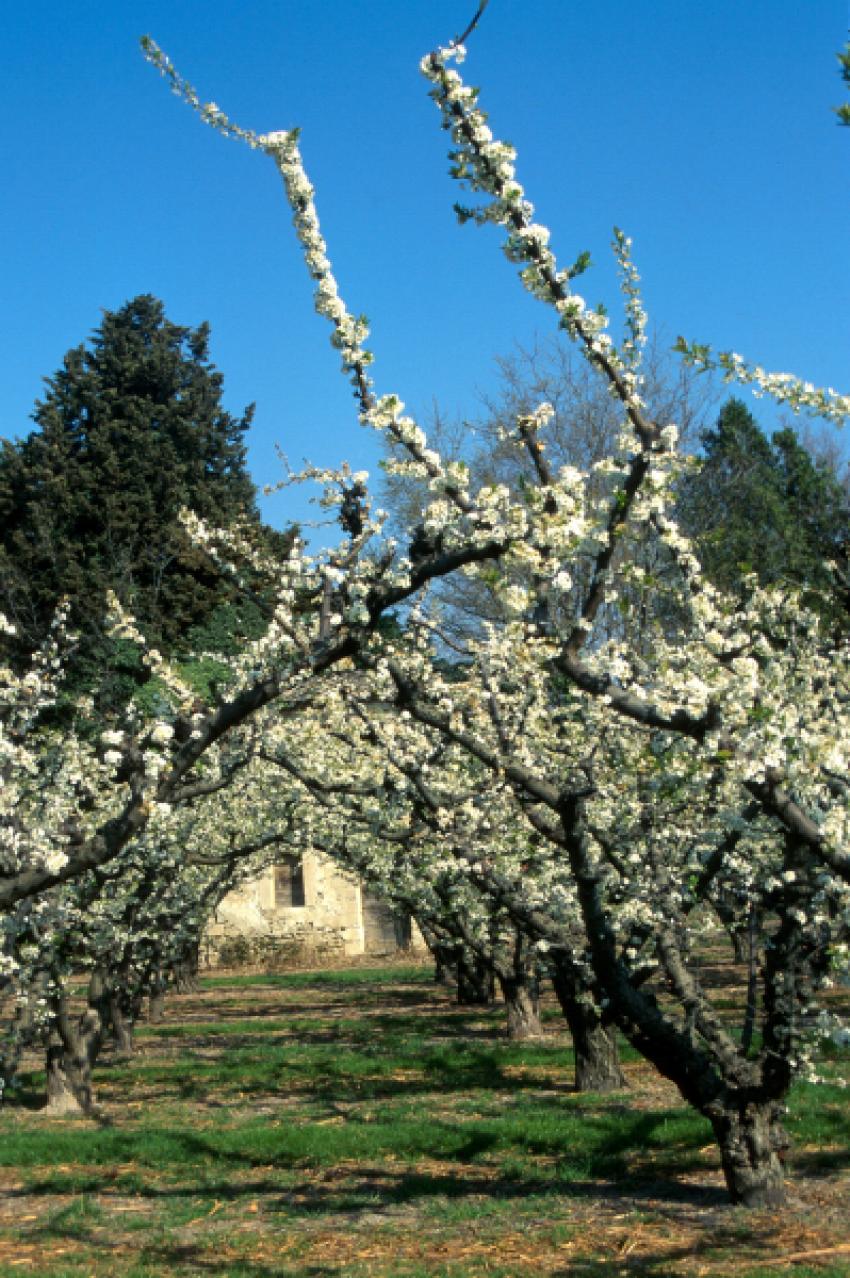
[679,398,849,618]
[0,296,281,694]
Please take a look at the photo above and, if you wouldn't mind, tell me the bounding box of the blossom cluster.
[674,339,850,427]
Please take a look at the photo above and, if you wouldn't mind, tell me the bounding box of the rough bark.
[572,1014,626,1092]
[498,972,543,1039]
[45,1039,86,1114]
[1,974,44,1097]
[418,927,460,990]
[42,970,109,1116]
[710,1100,788,1207]
[456,953,495,1006]
[172,944,200,994]
[43,1006,101,1116]
[731,927,749,966]
[551,966,626,1093]
[740,907,760,1057]
[109,996,134,1059]
[148,989,166,1023]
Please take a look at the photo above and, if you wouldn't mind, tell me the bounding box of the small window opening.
[274,857,306,908]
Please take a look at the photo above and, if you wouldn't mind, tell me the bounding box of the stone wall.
[203,849,424,967]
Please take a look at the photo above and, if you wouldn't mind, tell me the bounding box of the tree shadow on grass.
[90,1041,577,1108]
[0,1074,47,1110]
[133,1240,340,1278]
[261,1162,732,1220]
[27,1148,845,1278]
[790,1145,850,1178]
[7,1108,733,1217]
[11,1160,731,1234]
[132,1223,850,1278]
[8,1093,847,1257]
[547,1215,850,1278]
[152,989,438,1026]
[147,1024,480,1056]
[137,1009,510,1055]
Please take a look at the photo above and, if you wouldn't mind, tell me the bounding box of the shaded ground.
[0,961,848,1277]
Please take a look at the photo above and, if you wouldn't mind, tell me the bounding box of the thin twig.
[453,0,491,49]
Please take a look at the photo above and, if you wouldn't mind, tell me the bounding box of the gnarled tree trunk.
[42,969,111,1116]
[498,971,543,1039]
[109,994,135,1059]
[710,1100,788,1207]
[148,987,167,1024]
[44,1006,102,1116]
[171,943,200,994]
[427,937,460,991]
[551,966,625,1093]
[456,952,495,1005]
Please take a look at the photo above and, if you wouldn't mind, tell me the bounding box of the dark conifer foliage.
[0,296,278,692]
[678,398,849,621]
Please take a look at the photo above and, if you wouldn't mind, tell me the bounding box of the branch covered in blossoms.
[673,339,850,427]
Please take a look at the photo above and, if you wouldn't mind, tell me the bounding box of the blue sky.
[3,2,849,535]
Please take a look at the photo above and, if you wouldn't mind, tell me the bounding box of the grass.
[0,962,847,1277]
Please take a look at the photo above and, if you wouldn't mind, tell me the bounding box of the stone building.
[203,849,423,967]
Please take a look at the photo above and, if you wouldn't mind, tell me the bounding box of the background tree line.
[3,300,847,698]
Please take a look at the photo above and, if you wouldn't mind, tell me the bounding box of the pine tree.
[0,296,278,693]
[678,398,849,618]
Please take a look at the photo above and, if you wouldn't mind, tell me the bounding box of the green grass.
[0,962,847,1278]
[199,963,433,990]
[1,1101,711,1187]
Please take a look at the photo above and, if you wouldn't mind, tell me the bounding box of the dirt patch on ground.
[1,966,848,1276]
